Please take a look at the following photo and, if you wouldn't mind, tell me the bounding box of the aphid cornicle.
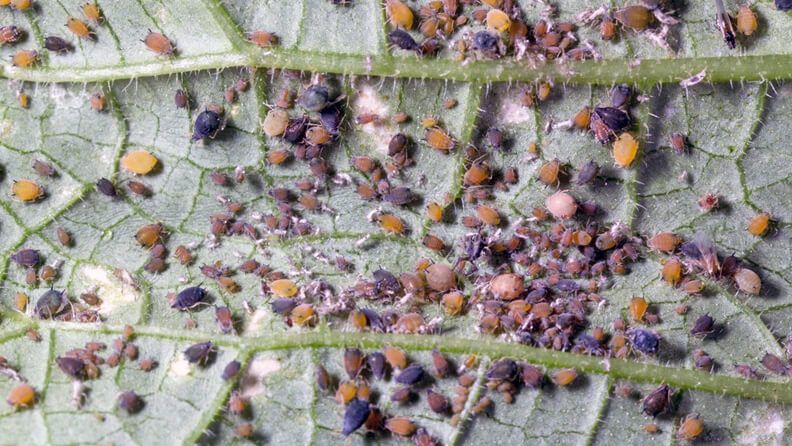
[171,286,207,310]
[143,30,175,56]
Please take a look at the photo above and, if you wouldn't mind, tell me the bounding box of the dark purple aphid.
[395,364,425,385]
[367,352,386,380]
[271,298,298,315]
[342,398,370,436]
[556,279,579,293]
[56,356,85,379]
[390,386,412,403]
[761,353,789,375]
[426,388,449,413]
[575,161,599,185]
[610,84,631,108]
[473,31,498,51]
[590,107,631,144]
[486,127,504,150]
[96,178,117,198]
[690,314,715,338]
[383,187,414,205]
[183,342,214,365]
[222,360,241,381]
[777,0,792,11]
[486,359,518,381]
[629,328,660,355]
[171,286,207,310]
[192,110,223,141]
[118,391,143,414]
[44,36,73,53]
[298,85,330,112]
[344,348,365,379]
[320,105,343,134]
[519,363,544,389]
[373,269,401,295]
[36,288,66,319]
[11,249,39,268]
[32,159,56,177]
[283,116,309,143]
[642,384,671,417]
[734,363,759,380]
[388,29,419,51]
[360,308,384,332]
[575,334,603,355]
[174,89,189,109]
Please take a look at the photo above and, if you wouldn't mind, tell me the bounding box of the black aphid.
[610,84,631,108]
[342,398,370,436]
[777,0,792,11]
[360,308,384,332]
[320,104,343,134]
[56,356,86,380]
[36,289,66,319]
[642,384,671,417]
[576,160,600,185]
[44,36,73,53]
[222,360,241,381]
[388,133,408,156]
[629,328,660,355]
[373,269,401,295]
[690,314,715,337]
[486,359,518,382]
[486,127,504,150]
[96,178,117,198]
[298,85,330,112]
[383,187,414,206]
[118,391,143,414]
[183,342,214,365]
[283,116,309,143]
[590,107,631,144]
[473,31,498,51]
[171,286,207,310]
[192,110,223,141]
[11,249,39,268]
[367,352,386,380]
[271,298,298,315]
[387,29,419,51]
[395,364,425,385]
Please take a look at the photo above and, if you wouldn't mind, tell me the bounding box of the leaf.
[1,1,792,445]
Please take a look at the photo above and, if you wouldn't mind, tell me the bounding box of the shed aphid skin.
[715,0,737,49]
[143,30,175,56]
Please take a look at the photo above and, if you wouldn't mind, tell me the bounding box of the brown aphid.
[642,384,671,417]
[463,161,490,186]
[135,223,163,248]
[224,87,236,104]
[648,232,681,253]
[662,257,682,286]
[698,192,719,212]
[40,265,57,283]
[173,245,192,265]
[537,159,562,186]
[670,132,687,154]
[7,383,35,408]
[25,268,37,286]
[18,92,29,108]
[30,160,55,178]
[644,423,660,434]
[118,391,143,414]
[600,16,617,40]
[217,276,240,293]
[215,306,235,334]
[344,348,365,379]
[12,50,38,68]
[385,417,417,437]
[476,205,501,226]
[425,127,455,152]
[426,202,444,222]
[422,234,445,252]
[143,31,175,56]
[614,5,653,31]
[90,92,106,111]
[747,212,771,237]
[139,358,156,372]
[734,267,761,295]
[736,5,757,36]
[55,227,72,247]
[174,89,189,109]
[235,423,255,438]
[490,273,524,300]
[378,213,405,235]
[471,396,491,415]
[26,329,42,342]
[127,180,150,197]
[677,414,704,440]
[392,111,409,124]
[383,346,407,370]
[124,343,139,361]
[82,3,103,23]
[66,18,95,40]
[228,391,247,416]
[316,365,331,392]
[0,25,23,44]
[247,30,277,47]
[431,350,450,378]
[761,353,788,375]
[442,291,464,316]
[551,368,578,386]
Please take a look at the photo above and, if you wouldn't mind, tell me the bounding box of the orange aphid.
[270,279,298,298]
[736,5,757,36]
[573,106,591,129]
[662,257,682,286]
[613,132,639,167]
[537,159,561,186]
[11,50,37,68]
[291,303,315,326]
[647,232,681,252]
[426,201,444,222]
[486,9,511,33]
[90,92,106,111]
[10,0,31,11]
[677,414,704,440]
[11,179,43,202]
[66,17,94,39]
[463,161,490,185]
[122,150,159,175]
[476,205,501,226]
[551,368,578,386]
[6,383,35,408]
[747,212,770,236]
[82,2,103,23]
[379,213,405,234]
[629,297,648,322]
[425,127,455,152]
[143,31,174,56]
[441,291,464,316]
[247,31,277,47]
[386,0,414,29]
[383,346,407,369]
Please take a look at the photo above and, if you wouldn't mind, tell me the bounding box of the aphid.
[214,306,235,334]
[121,150,158,175]
[82,2,103,23]
[551,368,578,386]
[734,363,759,380]
[9,0,30,10]
[629,328,660,355]
[471,396,492,415]
[734,267,761,295]
[670,132,687,154]
[464,161,490,185]
[88,92,107,111]
[613,132,639,168]
[139,358,156,372]
[66,18,95,40]
[677,414,704,440]
[124,343,139,360]
[648,232,681,253]
[590,107,630,144]
[192,109,224,141]
[383,187,414,206]
[270,278,298,298]
[15,292,28,313]
[11,249,39,268]
[441,291,464,316]
[7,383,36,408]
[395,364,425,386]
[56,356,86,380]
[11,179,44,203]
[183,342,214,365]
[343,348,365,379]
[386,0,414,29]
[747,212,771,236]
[386,29,418,53]
[144,31,174,55]
[118,391,143,414]
[222,360,241,381]
[614,5,653,31]
[698,192,719,212]
[290,303,316,326]
[662,257,682,285]
[693,349,714,372]
[519,363,544,389]
[384,346,407,370]
[490,273,524,300]
[11,50,37,68]
[247,30,277,47]
[487,359,518,382]
[171,286,206,310]
[573,160,599,186]
[378,213,405,235]
[629,297,648,322]
[761,352,789,375]
[690,314,715,338]
[45,36,73,53]
[776,0,792,11]
[0,25,23,44]
[425,263,456,292]
[545,191,577,219]
[342,399,370,436]
[600,16,617,40]
[173,89,190,109]
[642,384,671,417]
[386,417,417,437]
[425,127,455,151]
[715,0,736,49]
[30,160,56,178]
[228,391,247,416]
[135,223,163,247]
[127,180,150,197]
[486,9,511,33]
[537,159,562,186]
[40,265,57,283]
[35,289,66,319]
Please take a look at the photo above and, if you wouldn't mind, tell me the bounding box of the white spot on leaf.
[240,357,281,398]
[498,98,533,125]
[736,408,785,445]
[353,85,394,154]
[168,356,191,378]
[76,265,139,315]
